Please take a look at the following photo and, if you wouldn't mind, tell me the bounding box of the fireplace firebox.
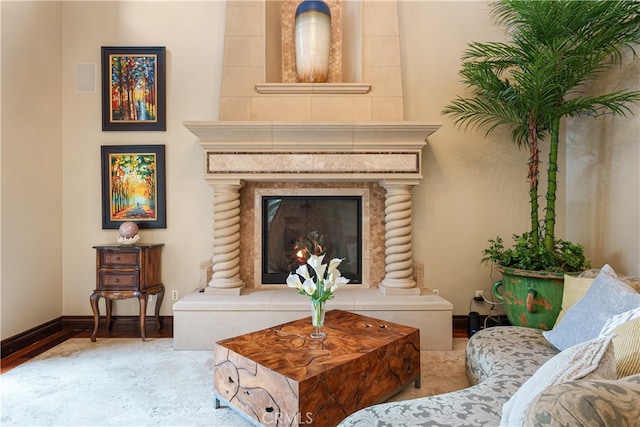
[261,196,362,285]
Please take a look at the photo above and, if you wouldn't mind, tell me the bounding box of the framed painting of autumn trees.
[101,145,166,229]
[101,46,166,131]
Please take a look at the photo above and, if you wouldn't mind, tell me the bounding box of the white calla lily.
[296,264,312,280]
[327,258,343,276]
[302,278,316,295]
[288,251,349,304]
[286,272,303,290]
[307,254,326,279]
[327,268,341,282]
[334,276,350,286]
[331,276,350,293]
[307,254,326,267]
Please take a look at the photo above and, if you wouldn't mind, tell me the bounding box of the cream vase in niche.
[295,0,331,83]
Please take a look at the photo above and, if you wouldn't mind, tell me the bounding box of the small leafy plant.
[481,232,590,273]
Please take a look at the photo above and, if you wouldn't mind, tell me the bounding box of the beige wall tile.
[364,66,403,97]
[372,97,405,121]
[364,36,401,66]
[220,97,251,121]
[250,96,311,121]
[363,3,399,36]
[223,36,264,67]
[221,66,263,97]
[311,96,372,121]
[225,1,263,37]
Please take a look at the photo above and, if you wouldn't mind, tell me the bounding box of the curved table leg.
[106,298,113,331]
[138,294,147,341]
[89,293,100,342]
[155,286,165,331]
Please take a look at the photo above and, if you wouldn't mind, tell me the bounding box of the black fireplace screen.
[262,196,362,284]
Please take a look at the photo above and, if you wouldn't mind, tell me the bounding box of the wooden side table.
[90,243,164,342]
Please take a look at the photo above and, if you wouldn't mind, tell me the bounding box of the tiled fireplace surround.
[173,0,453,350]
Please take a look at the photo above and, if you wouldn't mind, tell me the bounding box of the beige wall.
[2,1,639,339]
[1,1,63,339]
[399,1,536,310]
[566,47,640,274]
[59,1,226,319]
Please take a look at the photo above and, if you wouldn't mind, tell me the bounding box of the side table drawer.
[99,273,139,289]
[101,251,138,266]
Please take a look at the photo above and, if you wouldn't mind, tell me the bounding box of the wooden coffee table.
[213,310,420,426]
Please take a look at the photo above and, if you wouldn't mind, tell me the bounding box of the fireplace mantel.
[184,121,440,149]
[184,121,440,183]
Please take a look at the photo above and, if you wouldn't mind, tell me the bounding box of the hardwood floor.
[1,319,172,374]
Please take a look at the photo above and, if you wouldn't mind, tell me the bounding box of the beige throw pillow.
[599,306,640,378]
[554,275,594,327]
[612,318,640,378]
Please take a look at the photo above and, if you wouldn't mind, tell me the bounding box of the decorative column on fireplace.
[205,180,245,295]
[379,181,420,295]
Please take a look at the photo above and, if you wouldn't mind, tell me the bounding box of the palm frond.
[441,0,640,257]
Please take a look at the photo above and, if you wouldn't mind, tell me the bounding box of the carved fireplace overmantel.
[184,120,441,296]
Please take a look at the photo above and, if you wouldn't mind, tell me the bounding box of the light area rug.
[1,337,469,426]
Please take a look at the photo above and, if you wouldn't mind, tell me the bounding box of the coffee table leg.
[214,396,221,409]
[415,376,421,388]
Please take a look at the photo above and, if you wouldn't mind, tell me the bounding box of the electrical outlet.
[172,290,179,301]
[474,290,484,301]
[432,288,440,295]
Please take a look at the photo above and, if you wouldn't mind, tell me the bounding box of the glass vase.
[310,300,326,339]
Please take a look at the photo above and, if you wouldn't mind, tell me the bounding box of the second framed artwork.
[101,46,166,131]
[101,145,166,229]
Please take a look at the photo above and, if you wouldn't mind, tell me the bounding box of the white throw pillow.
[599,306,640,336]
[543,264,640,351]
[500,334,616,427]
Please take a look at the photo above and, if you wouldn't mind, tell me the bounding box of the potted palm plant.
[442,0,640,329]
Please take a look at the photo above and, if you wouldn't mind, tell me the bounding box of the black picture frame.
[101,145,166,229]
[101,46,166,131]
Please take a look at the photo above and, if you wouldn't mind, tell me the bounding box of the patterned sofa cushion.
[337,378,522,427]
[465,326,559,385]
[524,374,640,426]
[339,326,559,427]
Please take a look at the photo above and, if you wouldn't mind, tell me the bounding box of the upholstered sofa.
[339,265,640,426]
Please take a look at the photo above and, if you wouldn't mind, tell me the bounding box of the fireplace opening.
[261,196,362,285]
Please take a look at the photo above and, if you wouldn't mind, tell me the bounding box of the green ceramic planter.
[492,266,565,330]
